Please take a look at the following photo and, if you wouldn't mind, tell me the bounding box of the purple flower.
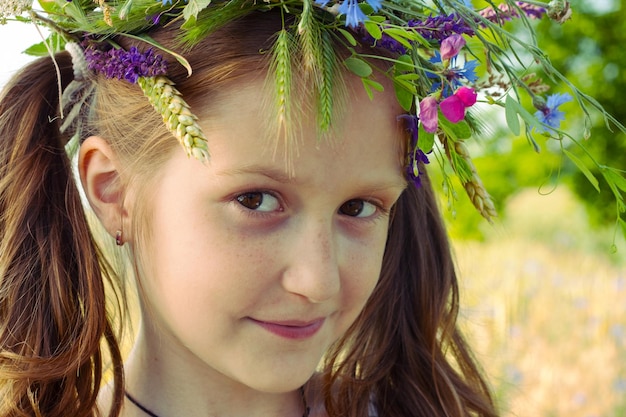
[479,1,546,26]
[534,93,572,131]
[84,45,168,84]
[419,96,439,133]
[354,25,407,54]
[407,14,475,41]
[440,34,466,60]
[398,114,430,187]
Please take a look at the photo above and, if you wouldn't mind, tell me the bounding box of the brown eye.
[340,200,364,216]
[237,193,262,209]
[339,199,377,218]
[236,192,280,212]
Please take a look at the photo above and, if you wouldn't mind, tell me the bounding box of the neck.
[122,325,310,417]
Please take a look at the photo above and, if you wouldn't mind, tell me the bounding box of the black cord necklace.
[124,387,311,417]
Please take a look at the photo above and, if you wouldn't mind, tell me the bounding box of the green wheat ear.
[296,1,340,133]
[266,27,300,171]
[317,30,339,133]
[138,75,210,163]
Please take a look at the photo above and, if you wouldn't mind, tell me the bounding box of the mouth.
[249,317,325,340]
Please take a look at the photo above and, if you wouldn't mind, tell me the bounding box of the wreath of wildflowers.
[2,0,626,233]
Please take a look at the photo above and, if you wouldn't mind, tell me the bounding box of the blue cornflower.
[339,0,368,28]
[534,93,572,131]
[365,0,382,10]
[316,0,381,27]
[314,0,330,6]
[160,0,188,6]
[429,51,479,96]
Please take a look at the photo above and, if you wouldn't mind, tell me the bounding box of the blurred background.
[1,0,624,415]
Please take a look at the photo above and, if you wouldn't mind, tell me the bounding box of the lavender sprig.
[479,2,546,26]
[84,46,168,84]
[407,14,475,41]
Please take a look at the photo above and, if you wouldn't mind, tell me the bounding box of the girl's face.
[135,77,407,393]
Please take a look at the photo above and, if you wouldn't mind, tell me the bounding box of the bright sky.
[0,22,48,89]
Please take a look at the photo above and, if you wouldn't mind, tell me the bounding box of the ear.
[79,136,130,242]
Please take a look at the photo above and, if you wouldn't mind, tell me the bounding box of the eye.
[236,192,281,212]
[339,199,378,218]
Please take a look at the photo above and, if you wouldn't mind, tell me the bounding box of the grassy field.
[454,188,626,417]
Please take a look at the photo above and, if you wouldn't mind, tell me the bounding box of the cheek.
[340,228,388,317]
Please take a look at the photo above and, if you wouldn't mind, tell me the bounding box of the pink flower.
[441,86,477,123]
[455,86,477,106]
[419,96,439,133]
[440,34,466,60]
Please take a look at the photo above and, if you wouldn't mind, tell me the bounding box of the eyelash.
[232,191,391,222]
[233,190,283,219]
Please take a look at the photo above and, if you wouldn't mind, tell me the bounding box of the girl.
[0,0,607,415]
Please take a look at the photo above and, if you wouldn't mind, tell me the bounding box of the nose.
[281,218,341,303]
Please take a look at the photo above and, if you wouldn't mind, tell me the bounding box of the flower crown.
[3,0,625,227]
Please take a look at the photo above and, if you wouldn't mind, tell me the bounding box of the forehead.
[194,74,406,185]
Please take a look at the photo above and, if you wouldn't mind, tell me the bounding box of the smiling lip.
[250,318,325,340]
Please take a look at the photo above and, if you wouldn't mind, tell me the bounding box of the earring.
[115,230,123,246]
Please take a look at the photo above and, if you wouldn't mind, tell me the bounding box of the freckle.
[318,231,332,262]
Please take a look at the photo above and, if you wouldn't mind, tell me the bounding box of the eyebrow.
[216,164,408,193]
[215,165,296,184]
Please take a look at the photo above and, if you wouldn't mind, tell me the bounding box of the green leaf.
[369,15,386,23]
[392,77,416,94]
[23,32,65,56]
[182,0,212,26]
[602,167,626,193]
[506,95,540,129]
[24,41,52,57]
[505,95,521,136]
[337,28,357,46]
[395,73,420,81]
[364,21,382,40]
[118,0,133,20]
[563,149,600,192]
[384,28,418,42]
[362,79,374,100]
[418,124,435,154]
[439,116,472,140]
[362,78,385,100]
[363,78,384,92]
[39,0,61,14]
[394,54,413,72]
[344,57,372,78]
[393,80,413,112]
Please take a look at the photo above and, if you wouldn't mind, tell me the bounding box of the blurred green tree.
[534,0,626,226]
[443,0,625,239]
